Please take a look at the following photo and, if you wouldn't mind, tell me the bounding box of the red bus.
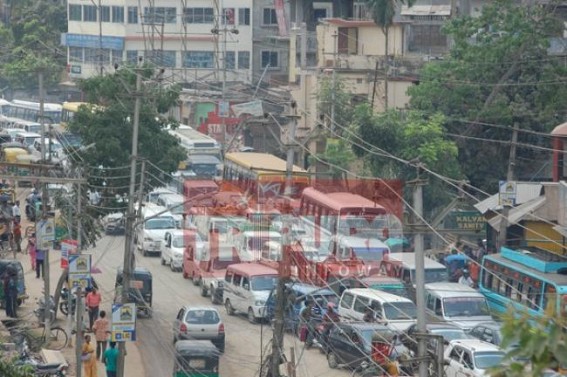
[299,187,402,240]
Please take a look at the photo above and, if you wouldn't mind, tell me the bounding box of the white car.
[444,339,505,377]
[161,229,207,272]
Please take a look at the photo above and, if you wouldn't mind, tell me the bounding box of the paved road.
[92,234,351,377]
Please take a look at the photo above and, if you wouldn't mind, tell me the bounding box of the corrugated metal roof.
[474,183,543,214]
[401,5,451,16]
[488,196,546,229]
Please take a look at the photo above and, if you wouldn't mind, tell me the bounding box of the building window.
[83,5,97,22]
[145,50,176,67]
[112,6,124,23]
[144,7,177,24]
[100,6,110,22]
[84,48,98,63]
[111,50,123,64]
[182,51,214,68]
[127,6,138,24]
[225,51,235,69]
[69,4,82,21]
[337,27,358,54]
[261,51,278,68]
[262,8,277,25]
[238,8,250,25]
[126,50,138,64]
[238,51,250,69]
[69,47,83,63]
[223,8,235,25]
[183,8,214,24]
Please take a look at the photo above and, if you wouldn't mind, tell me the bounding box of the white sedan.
[444,339,505,377]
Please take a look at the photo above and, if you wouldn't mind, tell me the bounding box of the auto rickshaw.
[0,260,28,307]
[173,340,219,377]
[114,267,152,317]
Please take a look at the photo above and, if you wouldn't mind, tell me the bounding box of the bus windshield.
[352,248,388,261]
[190,163,217,177]
[338,215,387,237]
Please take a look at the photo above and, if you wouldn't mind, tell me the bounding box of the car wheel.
[225,300,235,316]
[247,307,257,324]
[142,249,147,257]
[327,351,339,369]
[218,341,225,353]
[200,281,207,297]
[160,256,165,265]
[210,287,219,304]
[192,275,200,286]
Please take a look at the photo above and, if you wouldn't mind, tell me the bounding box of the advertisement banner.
[60,239,78,269]
[111,303,137,342]
[68,254,91,289]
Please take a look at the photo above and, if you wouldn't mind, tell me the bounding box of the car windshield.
[430,328,468,341]
[250,275,278,291]
[383,302,417,320]
[423,269,448,283]
[145,218,175,230]
[185,310,220,325]
[443,297,490,317]
[169,204,185,215]
[376,286,411,299]
[172,236,185,248]
[474,351,505,369]
[352,248,388,261]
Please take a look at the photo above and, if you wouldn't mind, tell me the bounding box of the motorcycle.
[59,287,76,316]
[35,296,56,324]
[15,335,68,376]
[306,319,331,353]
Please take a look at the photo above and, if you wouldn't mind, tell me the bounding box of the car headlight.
[255,300,266,306]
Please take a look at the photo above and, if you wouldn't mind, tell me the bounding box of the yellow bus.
[223,152,310,199]
[60,102,89,131]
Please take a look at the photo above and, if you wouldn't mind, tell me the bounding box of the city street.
[91,234,351,377]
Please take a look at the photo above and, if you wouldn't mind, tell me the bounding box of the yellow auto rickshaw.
[3,147,29,163]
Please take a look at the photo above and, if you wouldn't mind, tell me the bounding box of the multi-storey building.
[62,1,253,83]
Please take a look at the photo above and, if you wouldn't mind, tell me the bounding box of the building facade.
[63,0,253,84]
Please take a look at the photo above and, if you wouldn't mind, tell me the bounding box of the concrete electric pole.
[116,61,143,377]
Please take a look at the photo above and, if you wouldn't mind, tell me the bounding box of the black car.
[326,322,398,370]
[403,323,470,356]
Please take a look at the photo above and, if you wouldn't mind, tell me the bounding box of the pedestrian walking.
[86,288,102,331]
[35,248,45,279]
[11,201,20,222]
[2,272,10,317]
[102,341,118,377]
[12,219,21,252]
[82,334,97,377]
[27,234,36,271]
[92,310,110,360]
[7,271,18,318]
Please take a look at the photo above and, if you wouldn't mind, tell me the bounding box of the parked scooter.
[59,287,76,316]
[15,336,68,376]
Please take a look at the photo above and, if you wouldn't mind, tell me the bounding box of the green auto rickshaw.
[0,260,28,307]
[174,340,219,377]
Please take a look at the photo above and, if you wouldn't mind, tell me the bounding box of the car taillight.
[180,323,187,333]
[218,323,225,333]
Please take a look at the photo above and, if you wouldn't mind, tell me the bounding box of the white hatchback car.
[444,339,505,377]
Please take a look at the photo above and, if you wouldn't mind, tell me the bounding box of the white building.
[62,0,253,83]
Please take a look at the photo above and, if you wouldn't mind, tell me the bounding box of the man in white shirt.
[458,269,475,288]
[12,201,21,221]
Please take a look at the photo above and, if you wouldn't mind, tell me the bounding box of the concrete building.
[62,0,253,83]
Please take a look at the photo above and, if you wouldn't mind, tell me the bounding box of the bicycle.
[12,323,69,351]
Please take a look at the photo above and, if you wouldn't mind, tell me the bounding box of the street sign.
[69,254,91,288]
[219,100,229,117]
[443,211,486,232]
[60,239,78,269]
[499,180,517,207]
[37,218,55,249]
[110,303,137,342]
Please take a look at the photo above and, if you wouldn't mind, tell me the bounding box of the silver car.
[173,306,225,352]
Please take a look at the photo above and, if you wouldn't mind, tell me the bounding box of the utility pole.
[497,123,519,251]
[38,71,52,342]
[136,159,147,215]
[75,286,83,377]
[330,31,337,132]
[117,61,143,377]
[411,163,428,377]
[269,102,299,377]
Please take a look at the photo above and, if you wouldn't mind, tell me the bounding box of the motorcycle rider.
[300,299,316,346]
[320,302,340,345]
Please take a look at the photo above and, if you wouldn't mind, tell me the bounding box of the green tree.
[310,138,356,179]
[351,105,461,212]
[0,0,66,90]
[491,308,567,377]
[0,357,33,377]
[68,67,186,209]
[317,75,356,134]
[408,0,567,191]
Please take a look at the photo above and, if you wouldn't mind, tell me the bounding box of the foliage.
[0,356,33,377]
[351,105,462,212]
[490,308,567,377]
[408,0,567,191]
[317,76,356,134]
[310,138,356,179]
[0,0,66,90]
[364,0,416,31]
[68,67,186,212]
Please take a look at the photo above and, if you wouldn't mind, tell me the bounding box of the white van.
[156,193,186,227]
[338,288,417,331]
[14,131,41,147]
[425,282,494,331]
[223,263,278,323]
[135,203,176,256]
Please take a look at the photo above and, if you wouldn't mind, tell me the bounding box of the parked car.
[326,322,406,371]
[403,323,471,356]
[444,339,505,377]
[161,230,187,272]
[103,212,125,235]
[468,321,525,359]
[173,306,225,352]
